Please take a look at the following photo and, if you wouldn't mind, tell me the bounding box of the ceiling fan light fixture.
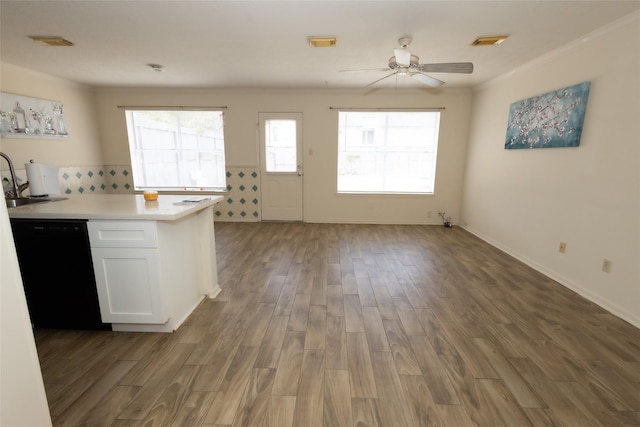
[29,36,74,46]
[471,35,508,46]
[398,37,412,48]
[343,36,473,88]
[308,36,337,48]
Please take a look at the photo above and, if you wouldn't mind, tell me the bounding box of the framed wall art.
[505,81,590,149]
[0,92,69,139]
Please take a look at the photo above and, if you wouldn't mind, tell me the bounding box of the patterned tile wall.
[215,166,261,221]
[2,164,260,222]
[1,165,132,195]
[59,165,134,194]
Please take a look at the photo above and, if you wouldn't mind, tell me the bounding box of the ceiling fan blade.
[418,62,474,74]
[394,49,411,67]
[366,72,398,87]
[410,72,445,87]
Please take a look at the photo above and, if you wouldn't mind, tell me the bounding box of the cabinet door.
[91,247,167,324]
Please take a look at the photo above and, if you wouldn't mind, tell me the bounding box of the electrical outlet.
[602,259,612,273]
[559,242,567,254]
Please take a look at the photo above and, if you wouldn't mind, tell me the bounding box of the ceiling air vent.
[29,36,74,46]
[471,35,508,46]
[308,36,337,48]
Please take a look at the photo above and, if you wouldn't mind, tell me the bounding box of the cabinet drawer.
[88,221,158,248]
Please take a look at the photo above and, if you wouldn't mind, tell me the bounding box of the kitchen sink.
[5,196,68,208]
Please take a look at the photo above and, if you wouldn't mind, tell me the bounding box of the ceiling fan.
[341,37,473,87]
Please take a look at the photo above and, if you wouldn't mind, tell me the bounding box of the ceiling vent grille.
[308,36,337,48]
[29,36,74,46]
[471,35,508,46]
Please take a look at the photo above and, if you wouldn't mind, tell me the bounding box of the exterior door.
[259,113,303,221]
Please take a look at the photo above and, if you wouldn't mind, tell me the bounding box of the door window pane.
[265,119,297,172]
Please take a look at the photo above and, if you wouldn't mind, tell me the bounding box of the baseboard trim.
[461,225,640,330]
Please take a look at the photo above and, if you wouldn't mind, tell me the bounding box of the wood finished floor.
[35,222,640,427]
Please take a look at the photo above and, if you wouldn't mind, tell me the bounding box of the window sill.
[336,191,434,197]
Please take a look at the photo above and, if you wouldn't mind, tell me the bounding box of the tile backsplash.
[61,165,133,194]
[2,164,260,222]
[2,164,134,195]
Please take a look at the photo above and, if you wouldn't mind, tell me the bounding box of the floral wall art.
[0,92,69,139]
[505,81,590,149]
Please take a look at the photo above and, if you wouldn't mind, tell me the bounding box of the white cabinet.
[88,221,168,325]
[90,247,166,324]
[88,220,158,248]
[9,195,222,333]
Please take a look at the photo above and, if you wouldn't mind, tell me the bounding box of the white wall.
[0,64,97,425]
[0,63,103,168]
[94,87,472,224]
[0,196,52,426]
[461,13,640,327]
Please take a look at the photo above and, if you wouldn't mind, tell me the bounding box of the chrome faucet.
[1,152,29,198]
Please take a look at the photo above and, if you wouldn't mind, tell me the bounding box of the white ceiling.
[1,1,639,90]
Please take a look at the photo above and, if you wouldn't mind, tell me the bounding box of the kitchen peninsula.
[8,194,223,333]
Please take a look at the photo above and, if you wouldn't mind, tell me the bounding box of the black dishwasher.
[10,219,111,330]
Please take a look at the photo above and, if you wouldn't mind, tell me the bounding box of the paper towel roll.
[25,162,60,196]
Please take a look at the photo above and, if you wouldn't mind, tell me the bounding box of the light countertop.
[7,194,224,221]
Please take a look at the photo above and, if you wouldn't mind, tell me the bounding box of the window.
[125,109,226,191]
[337,110,440,194]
